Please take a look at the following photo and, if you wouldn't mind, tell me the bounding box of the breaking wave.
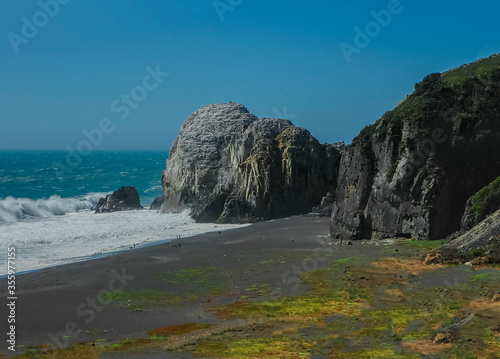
[0,193,107,222]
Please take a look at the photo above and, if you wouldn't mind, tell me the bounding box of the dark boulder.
[95,186,141,213]
[149,197,164,210]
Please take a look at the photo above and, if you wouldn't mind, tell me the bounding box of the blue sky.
[1,0,499,150]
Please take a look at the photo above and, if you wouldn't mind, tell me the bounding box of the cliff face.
[162,102,341,223]
[331,55,500,240]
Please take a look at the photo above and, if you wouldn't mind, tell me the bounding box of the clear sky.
[1,0,499,150]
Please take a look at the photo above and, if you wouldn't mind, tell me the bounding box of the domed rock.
[161,102,341,223]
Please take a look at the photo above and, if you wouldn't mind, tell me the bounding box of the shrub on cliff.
[414,72,444,94]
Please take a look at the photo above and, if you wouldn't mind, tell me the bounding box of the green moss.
[442,55,500,87]
[468,249,486,258]
[193,341,228,357]
[335,256,356,264]
[468,176,500,219]
[304,256,370,302]
[148,323,211,337]
[358,348,421,359]
[386,160,399,182]
[147,336,166,341]
[398,239,445,250]
[225,337,312,358]
[470,272,492,280]
[102,288,181,307]
[216,294,363,321]
[155,264,227,296]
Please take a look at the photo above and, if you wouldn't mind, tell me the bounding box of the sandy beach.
[2,216,499,358]
[1,216,332,356]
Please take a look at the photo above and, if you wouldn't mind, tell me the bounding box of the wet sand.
[2,215,496,358]
[1,216,338,356]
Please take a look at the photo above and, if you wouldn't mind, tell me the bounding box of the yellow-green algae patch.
[13,245,500,359]
[212,257,368,322]
[101,288,182,307]
[154,264,228,297]
[11,337,168,359]
[335,348,422,358]
[215,295,364,321]
[148,323,212,337]
[194,337,315,359]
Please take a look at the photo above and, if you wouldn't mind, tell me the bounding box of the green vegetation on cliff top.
[352,54,500,150]
[469,175,500,219]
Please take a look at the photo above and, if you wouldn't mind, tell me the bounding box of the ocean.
[0,151,244,276]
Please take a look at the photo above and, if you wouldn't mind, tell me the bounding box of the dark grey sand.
[0,216,336,355]
[0,216,480,358]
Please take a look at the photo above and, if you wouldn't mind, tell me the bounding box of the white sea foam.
[0,209,248,275]
[144,184,163,193]
[0,193,106,222]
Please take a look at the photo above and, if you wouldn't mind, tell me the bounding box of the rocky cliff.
[461,176,500,231]
[331,54,500,240]
[161,102,342,223]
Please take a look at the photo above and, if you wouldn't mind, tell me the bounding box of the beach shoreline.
[0,221,250,279]
[1,215,498,358]
[0,208,249,277]
[0,215,333,356]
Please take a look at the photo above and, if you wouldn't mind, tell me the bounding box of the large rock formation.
[331,54,500,240]
[161,102,342,223]
[95,186,141,213]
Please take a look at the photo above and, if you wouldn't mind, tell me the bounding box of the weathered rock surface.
[461,176,500,231]
[95,186,141,213]
[149,197,164,210]
[331,54,500,240]
[444,208,500,257]
[312,192,335,216]
[161,102,341,222]
[425,209,500,264]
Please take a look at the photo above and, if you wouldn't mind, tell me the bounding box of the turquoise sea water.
[0,150,246,275]
[0,150,168,209]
